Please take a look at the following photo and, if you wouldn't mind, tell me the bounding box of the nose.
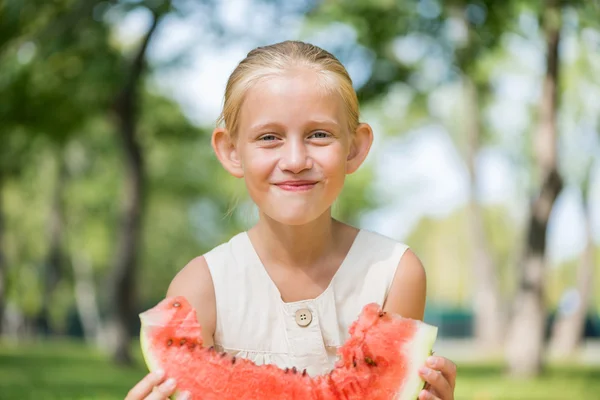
[278,138,313,173]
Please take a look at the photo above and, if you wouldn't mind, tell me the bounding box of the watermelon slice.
[139,296,437,400]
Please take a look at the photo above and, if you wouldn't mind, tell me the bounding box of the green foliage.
[333,163,380,225]
[596,247,600,312]
[0,0,121,139]
[481,205,525,298]
[406,203,521,307]
[310,0,521,92]
[407,208,471,306]
[0,0,232,327]
[4,142,57,317]
[48,280,75,333]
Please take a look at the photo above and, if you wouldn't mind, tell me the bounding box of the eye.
[310,131,330,139]
[259,134,278,141]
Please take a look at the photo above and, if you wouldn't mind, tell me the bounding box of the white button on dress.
[295,308,312,327]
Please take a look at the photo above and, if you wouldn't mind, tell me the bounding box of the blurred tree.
[39,154,68,335]
[546,0,600,359]
[453,1,517,351]
[504,0,564,377]
[0,175,5,334]
[0,0,121,333]
[407,209,471,308]
[104,0,169,366]
[0,0,43,335]
[549,160,596,357]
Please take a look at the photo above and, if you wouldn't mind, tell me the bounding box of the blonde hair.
[217,41,359,138]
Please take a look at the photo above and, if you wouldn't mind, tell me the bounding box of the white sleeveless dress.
[203,229,409,377]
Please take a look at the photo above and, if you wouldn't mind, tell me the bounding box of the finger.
[145,378,177,400]
[125,370,167,400]
[419,367,452,400]
[175,392,192,400]
[427,356,457,388]
[418,389,441,400]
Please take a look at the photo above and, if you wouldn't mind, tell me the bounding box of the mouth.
[274,180,318,192]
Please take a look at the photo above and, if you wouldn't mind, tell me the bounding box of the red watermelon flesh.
[139,296,437,400]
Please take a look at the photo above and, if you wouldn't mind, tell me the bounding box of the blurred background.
[1,0,600,398]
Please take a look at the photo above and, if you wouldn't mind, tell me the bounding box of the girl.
[126,40,457,400]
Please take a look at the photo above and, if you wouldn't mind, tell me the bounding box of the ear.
[346,123,374,174]
[211,127,244,178]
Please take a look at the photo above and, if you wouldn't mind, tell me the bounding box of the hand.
[125,369,190,400]
[418,355,457,400]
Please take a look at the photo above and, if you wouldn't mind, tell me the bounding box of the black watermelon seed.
[180,339,186,345]
[302,369,307,376]
[231,357,236,364]
[167,339,173,346]
[365,357,376,366]
[292,367,297,374]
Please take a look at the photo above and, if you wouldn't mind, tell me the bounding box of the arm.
[125,257,214,400]
[382,249,456,400]
[382,249,427,320]
[166,256,217,348]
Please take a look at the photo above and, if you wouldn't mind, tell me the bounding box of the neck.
[248,210,339,269]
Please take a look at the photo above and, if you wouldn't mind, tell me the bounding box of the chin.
[263,207,327,226]
[267,213,318,226]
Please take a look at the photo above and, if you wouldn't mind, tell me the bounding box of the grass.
[0,339,147,400]
[1,339,599,400]
[450,362,600,399]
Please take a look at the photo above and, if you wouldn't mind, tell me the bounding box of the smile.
[274,180,318,192]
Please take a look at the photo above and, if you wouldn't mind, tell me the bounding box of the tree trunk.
[548,166,595,358]
[105,12,160,365]
[72,252,105,347]
[505,2,563,377]
[0,175,5,335]
[463,78,505,351]
[38,154,67,335]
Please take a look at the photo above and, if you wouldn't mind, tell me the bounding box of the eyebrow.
[249,119,340,132]
[249,122,285,132]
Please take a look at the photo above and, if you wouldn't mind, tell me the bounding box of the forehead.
[238,69,346,132]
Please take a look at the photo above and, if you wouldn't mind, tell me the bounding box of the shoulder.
[167,255,216,346]
[358,229,408,256]
[354,229,425,320]
[382,247,427,321]
[167,255,215,305]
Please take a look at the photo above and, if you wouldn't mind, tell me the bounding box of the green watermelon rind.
[395,322,438,400]
[139,325,181,400]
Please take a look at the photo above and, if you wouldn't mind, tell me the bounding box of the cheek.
[241,149,275,182]
[314,145,348,174]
